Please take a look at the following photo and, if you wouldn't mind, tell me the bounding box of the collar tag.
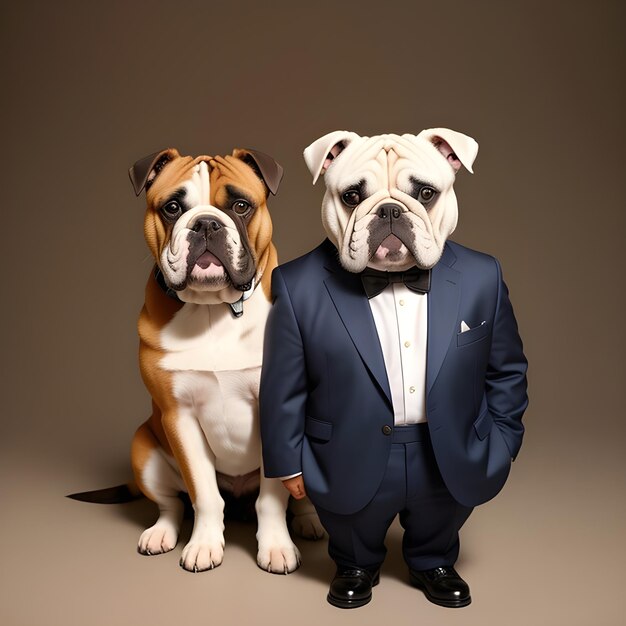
[229,298,244,318]
[229,276,256,318]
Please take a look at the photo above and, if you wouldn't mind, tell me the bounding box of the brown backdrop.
[1,1,624,625]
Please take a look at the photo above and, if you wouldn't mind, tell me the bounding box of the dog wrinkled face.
[305,130,478,273]
[139,150,275,305]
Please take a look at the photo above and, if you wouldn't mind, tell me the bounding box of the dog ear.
[417,128,479,174]
[232,148,284,196]
[303,131,360,184]
[128,148,180,196]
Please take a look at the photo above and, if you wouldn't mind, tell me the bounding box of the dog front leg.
[132,421,185,555]
[256,469,301,574]
[163,409,225,572]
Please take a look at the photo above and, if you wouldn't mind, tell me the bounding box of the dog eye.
[418,186,437,204]
[341,190,361,207]
[161,201,182,219]
[232,199,251,215]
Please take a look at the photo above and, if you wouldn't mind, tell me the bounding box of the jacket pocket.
[305,416,333,442]
[457,321,489,347]
[473,407,493,440]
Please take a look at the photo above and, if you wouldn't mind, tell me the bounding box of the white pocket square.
[460,320,486,333]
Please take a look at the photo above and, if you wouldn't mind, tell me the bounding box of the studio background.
[1,1,624,625]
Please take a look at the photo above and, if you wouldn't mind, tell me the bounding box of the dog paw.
[137,524,178,555]
[257,542,301,574]
[179,538,224,572]
[291,512,325,540]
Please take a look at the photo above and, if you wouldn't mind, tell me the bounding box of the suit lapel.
[427,244,460,394]
[319,239,460,406]
[321,244,393,409]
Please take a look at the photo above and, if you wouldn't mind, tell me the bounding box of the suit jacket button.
[382,425,392,436]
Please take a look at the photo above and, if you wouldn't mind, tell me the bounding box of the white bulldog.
[303,129,478,272]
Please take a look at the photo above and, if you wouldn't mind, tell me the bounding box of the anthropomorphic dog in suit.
[259,129,528,606]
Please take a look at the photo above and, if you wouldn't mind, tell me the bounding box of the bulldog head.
[303,129,478,272]
[129,148,282,305]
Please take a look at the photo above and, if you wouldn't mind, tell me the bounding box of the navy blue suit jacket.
[260,239,528,513]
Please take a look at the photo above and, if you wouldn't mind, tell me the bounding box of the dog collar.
[154,266,181,301]
[153,266,255,318]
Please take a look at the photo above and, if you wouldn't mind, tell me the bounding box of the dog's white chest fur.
[158,287,270,372]
[157,286,270,477]
[170,368,262,477]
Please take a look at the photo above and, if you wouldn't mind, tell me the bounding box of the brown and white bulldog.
[123,147,321,573]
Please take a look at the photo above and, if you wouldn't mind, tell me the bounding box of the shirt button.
[409,386,416,394]
[404,341,411,348]
[399,299,405,306]
[382,425,392,436]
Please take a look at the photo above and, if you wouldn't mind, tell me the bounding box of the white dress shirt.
[368,282,428,424]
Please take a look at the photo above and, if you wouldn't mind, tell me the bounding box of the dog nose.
[191,217,223,233]
[377,203,403,220]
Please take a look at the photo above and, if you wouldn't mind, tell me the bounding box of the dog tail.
[66,482,143,504]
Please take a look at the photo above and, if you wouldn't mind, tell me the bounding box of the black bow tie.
[360,266,431,299]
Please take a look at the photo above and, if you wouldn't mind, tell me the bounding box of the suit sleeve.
[486,257,529,460]
[259,267,308,478]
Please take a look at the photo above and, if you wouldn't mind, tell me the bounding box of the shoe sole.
[409,572,472,608]
[326,572,380,609]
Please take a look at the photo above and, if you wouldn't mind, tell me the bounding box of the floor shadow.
[292,533,333,584]
[65,486,158,530]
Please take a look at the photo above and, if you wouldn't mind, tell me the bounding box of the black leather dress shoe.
[327,566,380,609]
[409,566,471,608]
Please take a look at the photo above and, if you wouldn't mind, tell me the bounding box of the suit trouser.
[314,423,473,571]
